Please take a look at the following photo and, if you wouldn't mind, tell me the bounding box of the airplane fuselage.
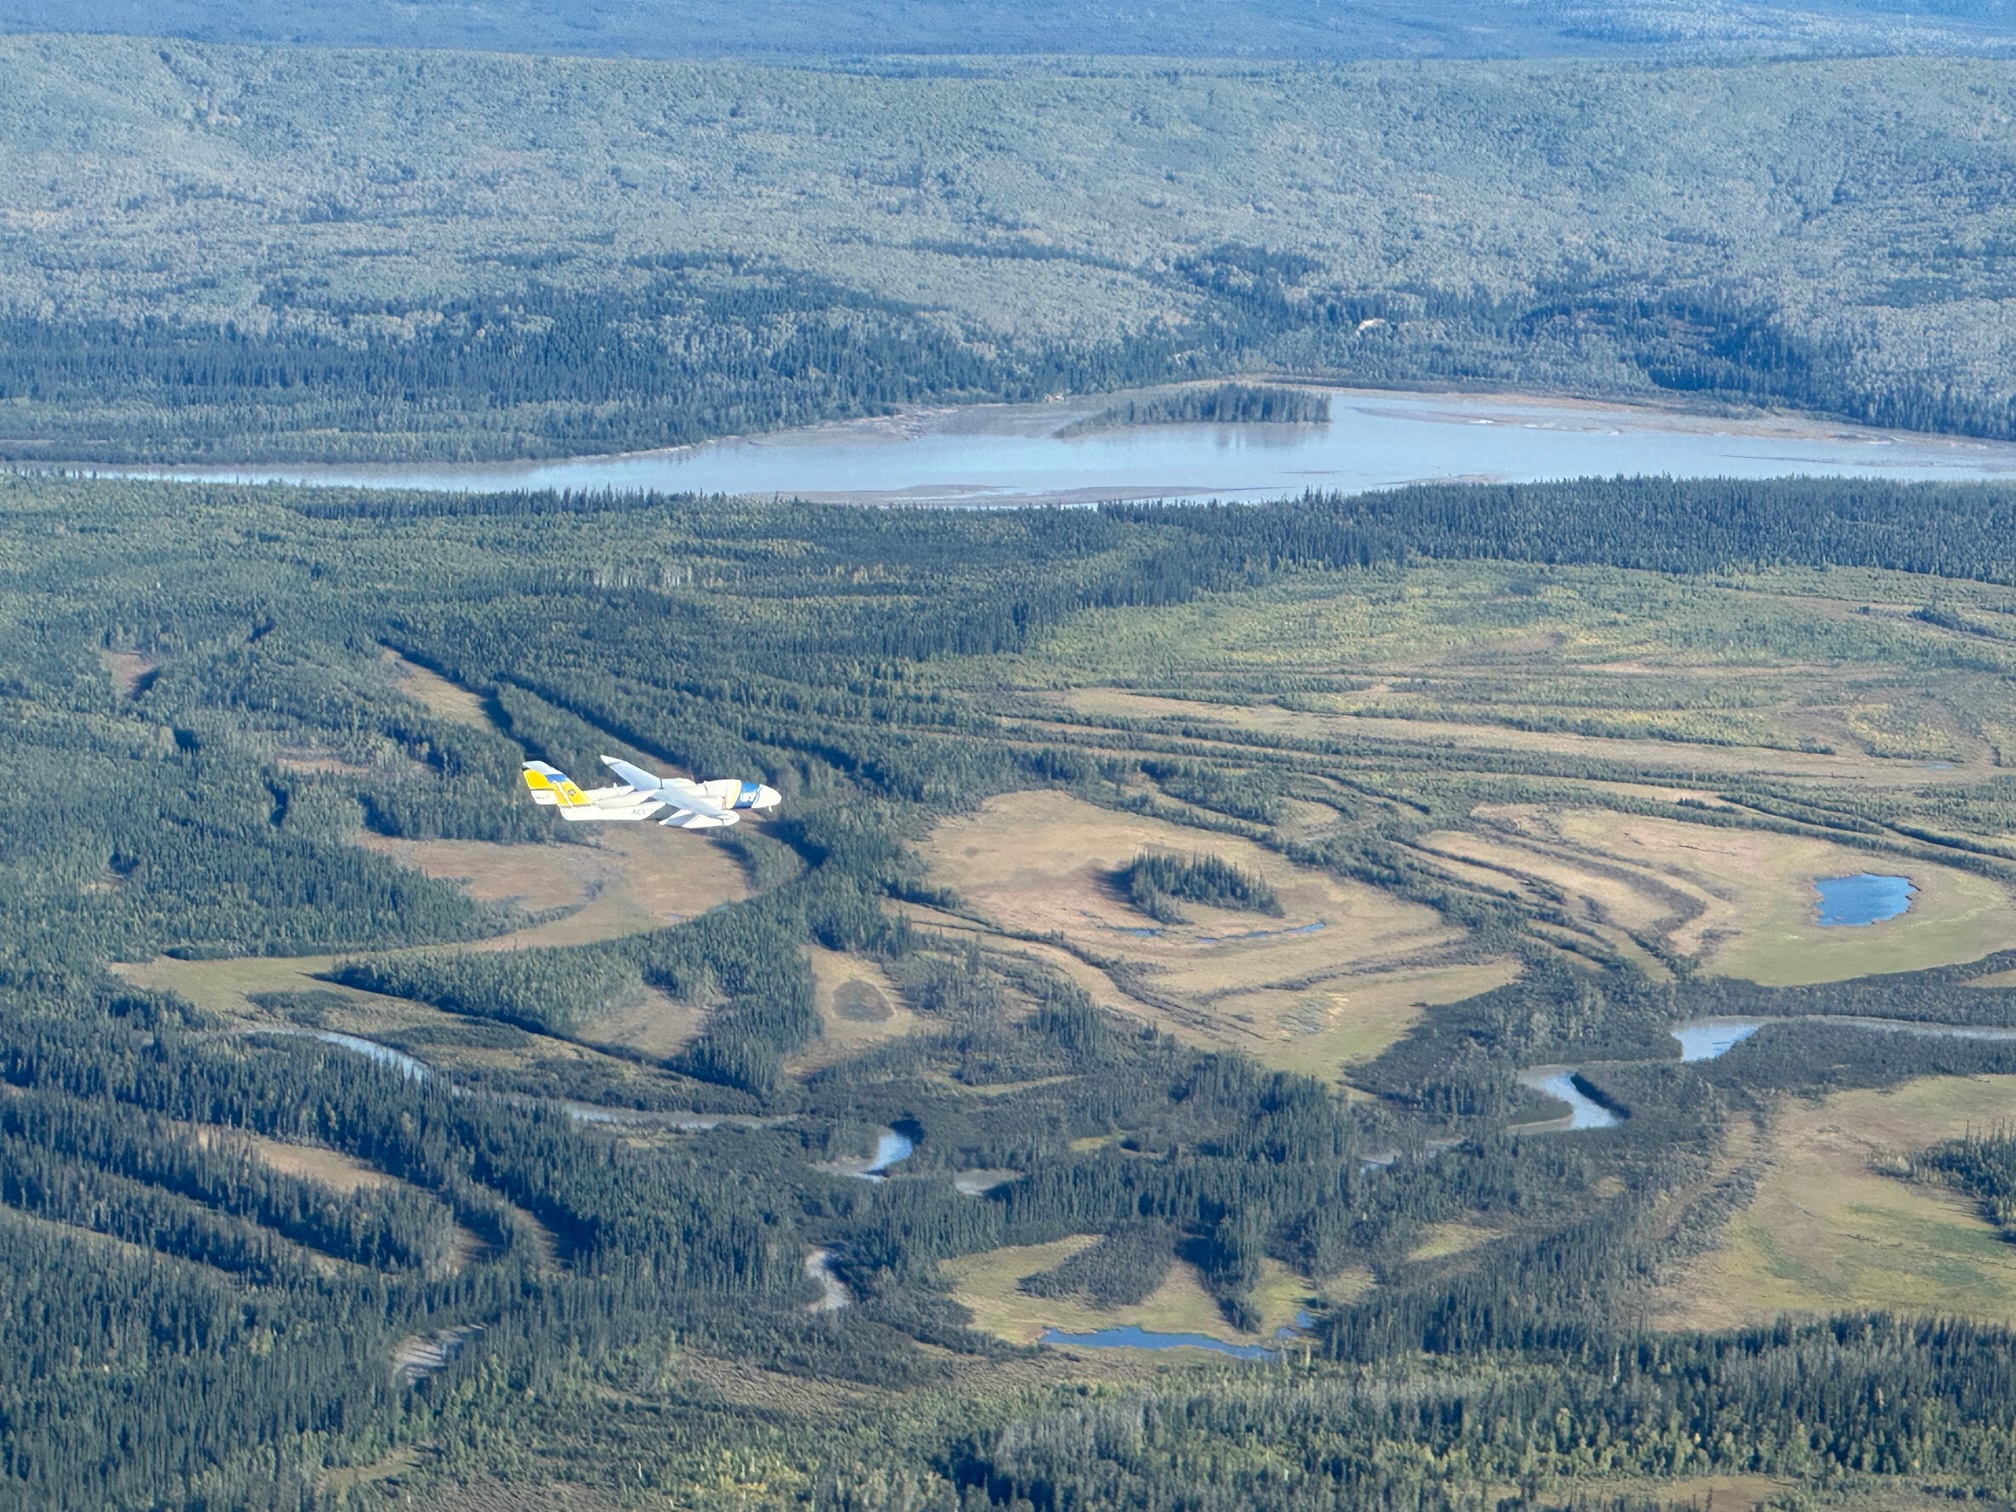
[522,759,781,828]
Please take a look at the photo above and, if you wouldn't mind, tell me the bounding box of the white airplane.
[521,755,781,830]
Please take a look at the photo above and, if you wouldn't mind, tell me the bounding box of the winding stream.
[1672,1014,2016,1060]
[1518,1012,2016,1131]
[263,1029,787,1127]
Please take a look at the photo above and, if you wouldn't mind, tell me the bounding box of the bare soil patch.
[97,648,157,697]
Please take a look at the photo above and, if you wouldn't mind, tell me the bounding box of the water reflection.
[1671,1019,1763,1062]
[1814,874,1915,927]
[1671,1014,2016,1060]
[76,388,2016,506]
[1515,1068,1621,1130]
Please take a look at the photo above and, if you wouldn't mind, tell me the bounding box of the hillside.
[4,40,2016,457]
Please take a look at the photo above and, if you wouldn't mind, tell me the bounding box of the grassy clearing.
[1552,1475,1795,1512]
[246,1134,487,1271]
[920,791,1471,1076]
[1556,810,2016,986]
[111,952,614,1074]
[942,1236,1269,1346]
[114,951,355,1019]
[317,1448,422,1498]
[364,825,752,949]
[244,1135,403,1196]
[1652,1076,2016,1331]
[116,823,750,1016]
[383,650,498,732]
[787,946,921,1073]
[575,987,707,1061]
[113,826,752,1091]
[1070,689,1948,789]
[941,1243,1340,1348]
[1210,961,1521,1082]
[354,833,608,914]
[1417,806,2016,986]
[95,649,155,698]
[1406,1220,1513,1263]
[1007,563,2016,794]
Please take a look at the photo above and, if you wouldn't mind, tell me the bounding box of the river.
[75,388,2016,506]
[1519,1012,2016,1133]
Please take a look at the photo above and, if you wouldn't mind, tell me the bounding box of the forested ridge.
[10,43,2016,459]
[10,473,2016,1506]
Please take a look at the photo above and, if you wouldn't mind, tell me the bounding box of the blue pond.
[1814,874,1916,927]
[1039,1325,1277,1360]
[849,1127,917,1181]
[1671,1020,1763,1062]
[1516,1069,1620,1130]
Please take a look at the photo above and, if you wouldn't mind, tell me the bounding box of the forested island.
[1056,385,1331,439]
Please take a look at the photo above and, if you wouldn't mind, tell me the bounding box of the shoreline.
[17,382,2016,504]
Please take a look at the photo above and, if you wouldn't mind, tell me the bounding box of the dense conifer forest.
[6,470,2016,1506]
[9,42,2016,459]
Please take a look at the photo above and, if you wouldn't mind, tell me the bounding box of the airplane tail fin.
[521,760,593,810]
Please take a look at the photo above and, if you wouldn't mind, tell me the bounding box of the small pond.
[1814,874,1915,927]
[1039,1325,1278,1360]
[1516,1069,1621,1130]
[1671,1020,1764,1063]
[844,1125,918,1181]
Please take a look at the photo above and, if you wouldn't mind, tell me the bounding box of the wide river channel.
[90,388,2016,506]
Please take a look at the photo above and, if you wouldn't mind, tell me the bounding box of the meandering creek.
[1521,1010,2016,1131]
[277,1005,2016,1351]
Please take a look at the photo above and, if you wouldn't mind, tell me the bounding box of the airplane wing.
[602,756,666,793]
[658,787,731,822]
[600,754,734,824]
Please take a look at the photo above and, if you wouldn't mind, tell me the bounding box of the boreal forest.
[11,3,2016,1510]
[3,472,2016,1509]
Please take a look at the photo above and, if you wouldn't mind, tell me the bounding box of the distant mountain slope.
[4,0,2014,61]
[5,36,2016,459]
